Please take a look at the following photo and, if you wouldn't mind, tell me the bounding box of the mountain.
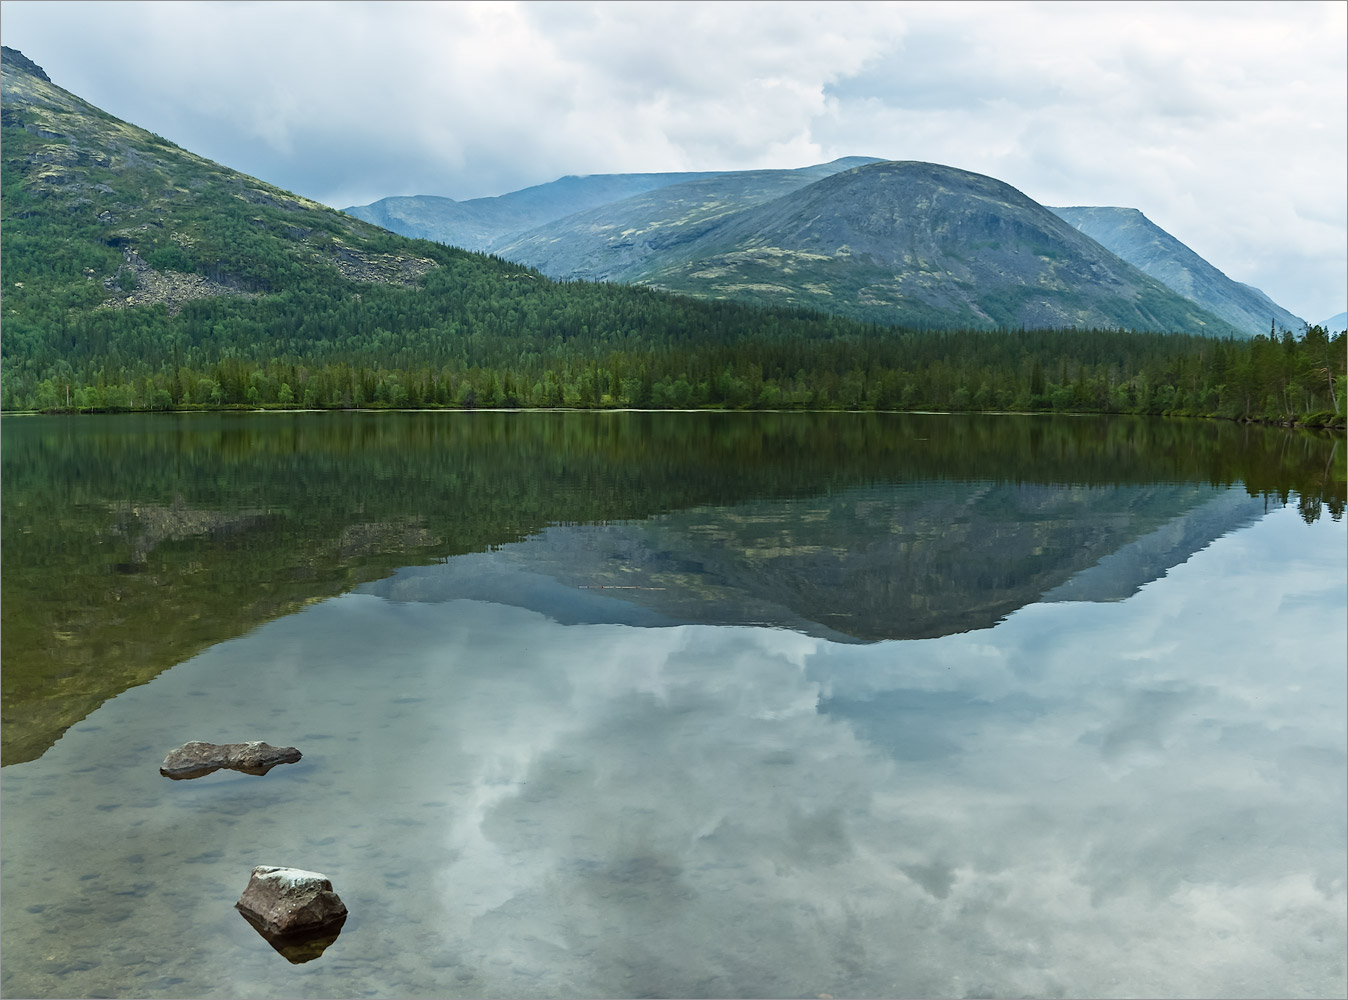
[0,47,879,403]
[5,47,1333,420]
[489,159,887,282]
[344,171,729,250]
[1050,206,1304,338]
[495,160,1242,334]
[0,44,452,314]
[342,159,883,251]
[1321,311,1347,333]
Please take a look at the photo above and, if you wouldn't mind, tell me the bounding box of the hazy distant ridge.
[345,170,733,251]
[488,158,886,282]
[344,158,882,254]
[1050,206,1304,338]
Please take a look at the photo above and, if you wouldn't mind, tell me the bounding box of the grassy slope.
[0,46,467,322]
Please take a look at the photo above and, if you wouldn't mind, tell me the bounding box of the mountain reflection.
[363,482,1266,640]
[2,410,1341,763]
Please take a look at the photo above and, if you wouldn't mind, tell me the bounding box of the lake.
[1,411,1344,999]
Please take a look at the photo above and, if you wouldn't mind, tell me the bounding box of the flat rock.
[235,866,348,938]
[159,741,301,780]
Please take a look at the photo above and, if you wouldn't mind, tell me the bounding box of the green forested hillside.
[1,47,1343,424]
[0,47,876,402]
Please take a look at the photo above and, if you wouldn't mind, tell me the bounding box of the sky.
[2,0,1345,322]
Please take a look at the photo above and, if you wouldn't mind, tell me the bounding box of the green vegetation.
[5,301,1344,427]
[2,48,1343,425]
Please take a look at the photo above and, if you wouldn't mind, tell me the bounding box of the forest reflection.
[2,410,1342,763]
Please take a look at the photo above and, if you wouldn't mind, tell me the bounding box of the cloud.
[1,0,1343,317]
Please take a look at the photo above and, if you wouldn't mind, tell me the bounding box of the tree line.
[6,322,1344,427]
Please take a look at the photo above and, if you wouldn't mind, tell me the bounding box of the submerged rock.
[235,866,348,964]
[235,866,348,937]
[159,741,301,780]
[246,916,347,964]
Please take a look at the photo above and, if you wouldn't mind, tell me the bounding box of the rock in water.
[235,866,348,937]
[159,741,301,780]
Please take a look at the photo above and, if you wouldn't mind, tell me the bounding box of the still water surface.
[1,412,1344,998]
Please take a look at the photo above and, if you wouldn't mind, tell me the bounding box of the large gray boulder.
[159,741,301,780]
[235,866,348,937]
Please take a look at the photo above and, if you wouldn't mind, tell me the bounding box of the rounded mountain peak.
[818,159,1043,207]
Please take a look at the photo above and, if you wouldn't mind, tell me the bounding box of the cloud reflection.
[0,508,1341,998]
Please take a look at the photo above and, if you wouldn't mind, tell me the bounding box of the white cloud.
[1,0,1343,318]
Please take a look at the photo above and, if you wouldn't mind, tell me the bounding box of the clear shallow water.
[1,413,1344,998]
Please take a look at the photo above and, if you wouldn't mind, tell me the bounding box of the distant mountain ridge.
[4,45,1342,423]
[637,161,1246,332]
[489,159,890,283]
[350,160,1256,335]
[350,160,1301,338]
[344,170,728,249]
[1049,206,1304,338]
[494,160,1240,334]
[343,157,882,252]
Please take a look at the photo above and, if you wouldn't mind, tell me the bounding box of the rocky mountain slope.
[495,160,1239,333]
[488,159,884,282]
[357,151,1309,337]
[1050,206,1304,338]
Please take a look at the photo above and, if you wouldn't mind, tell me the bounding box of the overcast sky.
[3,0,1345,321]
